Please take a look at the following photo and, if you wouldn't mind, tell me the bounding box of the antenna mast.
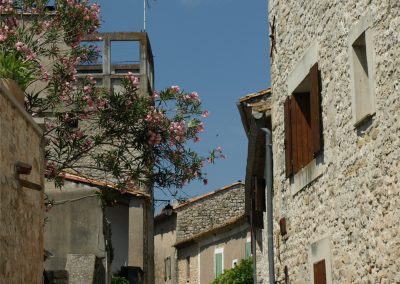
[143,0,147,31]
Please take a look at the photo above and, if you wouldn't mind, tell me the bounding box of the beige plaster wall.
[154,215,177,284]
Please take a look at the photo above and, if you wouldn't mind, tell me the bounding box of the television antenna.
[143,0,152,31]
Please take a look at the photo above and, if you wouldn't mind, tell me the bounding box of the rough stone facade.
[0,79,44,284]
[267,1,400,283]
[154,182,250,284]
[175,182,245,242]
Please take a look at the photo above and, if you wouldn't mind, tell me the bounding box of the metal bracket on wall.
[15,161,42,191]
[269,16,277,60]
[18,179,42,191]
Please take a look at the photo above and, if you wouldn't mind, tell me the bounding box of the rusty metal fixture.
[279,217,287,236]
[15,161,32,175]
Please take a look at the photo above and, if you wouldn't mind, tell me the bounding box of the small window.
[350,32,374,125]
[284,63,322,177]
[164,257,171,281]
[214,248,224,277]
[232,259,238,268]
[186,257,190,281]
[349,13,375,126]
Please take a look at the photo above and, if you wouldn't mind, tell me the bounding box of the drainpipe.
[251,229,257,284]
[260,127,275,284]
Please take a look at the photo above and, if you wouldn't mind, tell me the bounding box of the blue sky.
[94,0,271,207]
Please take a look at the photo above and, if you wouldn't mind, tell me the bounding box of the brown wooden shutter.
[254,176,266,212]
[251,176,264,229]
[284,97,293,177]
[313,259,327,284]
[310,62,322,155]
[252,210,264,229]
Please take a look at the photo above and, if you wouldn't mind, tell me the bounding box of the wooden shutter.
[245,241,252,258]
[313,259,327,284]
[310,62,322,155]
[251,176,264,229]
[284,97,293,177]
[215,252,223,276]
[254,176,266,212]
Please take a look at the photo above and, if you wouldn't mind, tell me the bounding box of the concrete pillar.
[103,38,111,90]
[128,197,145,268]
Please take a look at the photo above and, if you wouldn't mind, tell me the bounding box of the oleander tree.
[0,0,224,196]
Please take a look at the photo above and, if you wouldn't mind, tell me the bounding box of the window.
[349,13,375,126]
[186,257,190,281]
[284,63,322,177]
[164,257,171,281]
[232,259,238,268]
[214,248,224,277]
[245,237,252,258]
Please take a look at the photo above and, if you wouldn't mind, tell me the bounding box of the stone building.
[263,1,400,283]
[237,89,272,284]
[0,79,44,284]
[154,182,251,284]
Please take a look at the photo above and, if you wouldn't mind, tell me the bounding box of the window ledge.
[290,154,324,196]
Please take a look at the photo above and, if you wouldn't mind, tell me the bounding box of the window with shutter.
[214,248,224,277]
[245,239,252,258]
[284,63,322,176]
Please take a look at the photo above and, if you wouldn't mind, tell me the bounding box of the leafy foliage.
[0,0,223,197]
[212,258,253,284]
[111,276,129,284]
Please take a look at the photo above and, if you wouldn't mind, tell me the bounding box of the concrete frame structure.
[44,32,155,284]
[76,32,154,96]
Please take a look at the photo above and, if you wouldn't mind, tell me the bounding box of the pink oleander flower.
[196,122,204,133]
[202,110,209,118]
[216,146,222,152]
[148,131,162,145]
[171,85,180,93]
[127,72,139,85]
[83,95,94,107]
[190,91,200,102]
[81,139,93,150]
[83,85,91,93]
[169,120,186,143]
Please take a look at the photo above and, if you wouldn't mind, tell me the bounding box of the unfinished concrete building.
[44,32,156,284]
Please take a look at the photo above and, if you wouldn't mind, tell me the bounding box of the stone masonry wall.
[268,1,399,283]
[175,183,245,242]
[0,79,44,283]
